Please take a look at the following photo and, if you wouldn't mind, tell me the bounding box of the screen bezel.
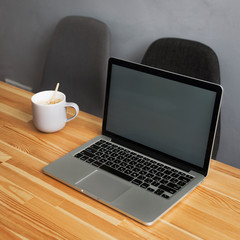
[102,57,223,176]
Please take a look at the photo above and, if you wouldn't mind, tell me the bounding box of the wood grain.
[1,81,240,240]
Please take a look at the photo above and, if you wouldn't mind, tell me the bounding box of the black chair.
[141,38,221,159]
[41,16,110,117]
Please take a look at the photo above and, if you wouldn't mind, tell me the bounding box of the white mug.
[31,90,79,133]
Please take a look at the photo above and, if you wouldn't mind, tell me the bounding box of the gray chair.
[41,16,110,117]
[141,38,221,159]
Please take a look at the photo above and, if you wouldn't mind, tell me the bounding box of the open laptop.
[43,57,223,225]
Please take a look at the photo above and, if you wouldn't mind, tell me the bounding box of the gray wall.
[0,0,239,168]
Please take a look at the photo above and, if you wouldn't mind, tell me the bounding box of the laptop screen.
[103,58,222,174]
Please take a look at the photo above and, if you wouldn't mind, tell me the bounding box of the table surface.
[0,81,240,240]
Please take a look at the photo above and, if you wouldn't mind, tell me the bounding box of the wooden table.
[0,81,240,240]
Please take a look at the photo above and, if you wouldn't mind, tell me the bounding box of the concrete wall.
[0,0,239,168]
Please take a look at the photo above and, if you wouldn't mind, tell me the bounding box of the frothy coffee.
[37,98,62,105]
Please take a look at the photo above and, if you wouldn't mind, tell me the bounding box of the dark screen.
[105,64,217,168]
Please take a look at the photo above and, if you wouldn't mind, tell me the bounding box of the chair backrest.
[41,16,110,117]
[141,38,221,159]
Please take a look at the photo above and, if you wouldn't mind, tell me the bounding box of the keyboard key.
[101,154,109,159]
[151,181,160,187]
[139,170,147,175]
[100,164,133,182]
[171,173,180,178]
[162,194,170,199]
[146,173,154,178]
[124,169,132,175]
[118,167,126,172]
[93,156,101,160]
[136,163,144,168]
[98,158,108,163]
[149,169,158,174]
[169,178,179,183]
[116,155,125,160]
[164,166,171,170]
[105,161,113,166]
[129,160,137,166]
[101,143,109,148]
[90,144,101,150]
[139,159,147,164]
[179,176,191,183]
[147,187,155,192]
[82,150,94,158]
[98,148,106,152]
[105,150,112,155]
[160,179,168,185]
[74,153,83,158]
[95,151,103,156]
[144,178,153,184]
[153,176,161,182]
[162,175,171,180]
[137,175,146,181]
[142,166,150,171]
[85,147,97,154]
[178,180,186,186]
[132,179,142,186]
[159,185,176,194]
[85,158,94,163]
[111,164,120,169]
[79,155,89,161]
[130,172,139,178]
[126,165,134,170]
[140,183,149,189]
[92,161,102,167]
[113,159,121,164]
[119,163,127,168]
[156,172,164,177]
[94,140,104,145]
[155,189,164,196]
[132,167,140,172]
[163,170,172,175]
[167,182,181,190]
[144,162,152,167]
[111,153,118,157]
[122,158,131,163]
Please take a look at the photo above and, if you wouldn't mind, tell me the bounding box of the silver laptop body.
[43,58,223,225]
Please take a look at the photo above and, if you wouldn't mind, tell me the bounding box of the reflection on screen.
[106,65,216,168]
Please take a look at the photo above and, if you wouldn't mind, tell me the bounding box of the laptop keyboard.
[74,139,194,199]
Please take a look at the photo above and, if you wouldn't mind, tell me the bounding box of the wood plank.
[210,159,240,178]
[0,150,11,163]
[0,81,32,98]
[0,164,63,207]
[119,218,200,240]
[163,187,240,240]
[0,103,32,122]
[1,193,81,240]
[58,200,142,240]
[25,197,117,240]
[0,176,34,204]
[203,166,240,200]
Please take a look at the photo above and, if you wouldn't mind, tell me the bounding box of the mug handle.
[65,102,79,122]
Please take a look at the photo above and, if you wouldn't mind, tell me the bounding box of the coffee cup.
[31,90,79,133]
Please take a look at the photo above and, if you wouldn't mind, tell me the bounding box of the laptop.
[43,57,223,225]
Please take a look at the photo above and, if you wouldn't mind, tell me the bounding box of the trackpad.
[75,171,131,202]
